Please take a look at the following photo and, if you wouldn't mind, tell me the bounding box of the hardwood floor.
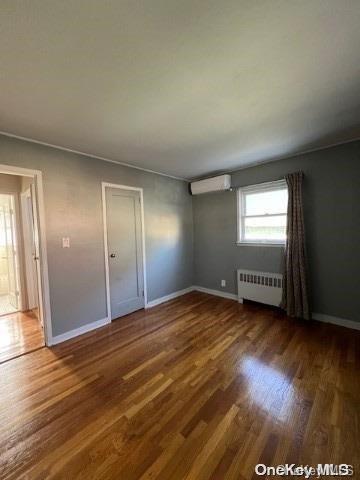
[0,292,359,479]
[0,309,44,364]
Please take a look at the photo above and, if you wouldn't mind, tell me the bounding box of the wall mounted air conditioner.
[190,174,231,195]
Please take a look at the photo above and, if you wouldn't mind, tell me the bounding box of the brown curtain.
[281,172,311,319]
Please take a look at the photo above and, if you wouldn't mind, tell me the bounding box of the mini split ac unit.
[190,174,231,195]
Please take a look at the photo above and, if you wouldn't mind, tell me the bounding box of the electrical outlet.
[221,279,226,287]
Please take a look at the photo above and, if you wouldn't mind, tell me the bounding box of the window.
[237,180,288,245]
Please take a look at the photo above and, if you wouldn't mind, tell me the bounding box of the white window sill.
[236,242,285,248]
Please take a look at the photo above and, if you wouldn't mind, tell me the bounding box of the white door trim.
[0,164,52,345]
[101,182,148,322]
[20,188,38,310]
[12,193,24,311]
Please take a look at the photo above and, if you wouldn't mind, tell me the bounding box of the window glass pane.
[245,188,288,215]
[244,215,287,241]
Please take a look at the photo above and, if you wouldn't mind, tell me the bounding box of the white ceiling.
[1,1,360,180]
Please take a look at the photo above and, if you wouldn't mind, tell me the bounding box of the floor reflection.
[0,310,44,363]
[239,356,296,422]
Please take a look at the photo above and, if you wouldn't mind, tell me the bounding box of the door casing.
[20,188,38,311]
[0,164,52,345]
[102,183,148,322]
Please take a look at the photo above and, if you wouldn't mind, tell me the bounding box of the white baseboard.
[147,284,239,308]
[51,317,110,345]
[193,285,238,301]
[312,312,360,331]
[52,287,196,345]
[146,287,195,308]
[50,294,359,346]
[193,287,360,331]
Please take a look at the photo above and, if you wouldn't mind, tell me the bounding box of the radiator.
[237,269,283,307]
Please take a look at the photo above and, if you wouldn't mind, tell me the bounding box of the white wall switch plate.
[62,237,70,248]
[221,279,226,287]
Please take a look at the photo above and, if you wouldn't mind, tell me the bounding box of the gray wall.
[1,133,359,334]
[0,135,193,336]
[193,140,360,323]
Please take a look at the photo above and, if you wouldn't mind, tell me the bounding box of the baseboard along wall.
[51,317,110,345]
[51,285,359,345]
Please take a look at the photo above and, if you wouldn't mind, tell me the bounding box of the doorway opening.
[0,169,49,363]
[0,194,21,315]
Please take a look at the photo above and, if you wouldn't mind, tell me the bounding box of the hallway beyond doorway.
[0,294,17,315]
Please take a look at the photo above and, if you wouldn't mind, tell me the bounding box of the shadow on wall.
[147,213,181,247]
[146,212,191,299]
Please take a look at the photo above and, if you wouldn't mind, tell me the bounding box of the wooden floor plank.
[0,291,359,479]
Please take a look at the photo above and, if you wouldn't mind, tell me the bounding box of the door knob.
[110,253,116,258]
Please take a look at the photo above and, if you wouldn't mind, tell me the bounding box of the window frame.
[237,179,288,246]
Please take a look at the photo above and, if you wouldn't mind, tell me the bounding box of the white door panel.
[106,188,144,320]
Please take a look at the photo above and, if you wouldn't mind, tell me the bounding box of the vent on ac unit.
[237,269,283,307]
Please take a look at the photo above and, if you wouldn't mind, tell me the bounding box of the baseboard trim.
[193,286,238,301]
[146,287,195,308]
[50,294,359,346]
[312,312,360,331]
[52,317,110,345]
[192,288,360,331]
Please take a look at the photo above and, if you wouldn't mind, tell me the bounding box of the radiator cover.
[237,269,283,307]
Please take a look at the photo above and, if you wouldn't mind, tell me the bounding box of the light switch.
[62,237,70,248]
